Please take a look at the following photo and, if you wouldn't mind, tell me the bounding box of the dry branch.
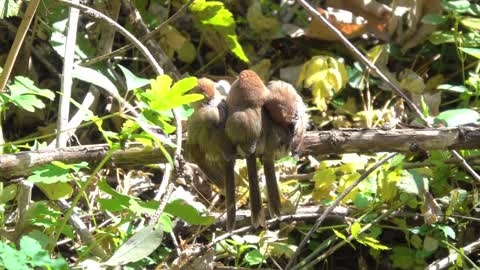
[1,126,480,180]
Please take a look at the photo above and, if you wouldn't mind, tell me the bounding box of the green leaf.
[36,182,73,200]
[428,31,455,45]
[437,225,456,239]
[6,76,55,112]
[117,64,150,91]
[51,161,89,172]
[459,47,480,59]
[190,0,249,63]
[28,164,71,184]
[97,179,158,215]
[0,184,17,204]
[0,0,20,18]
[171,77,198,95]
[397,170,428,196]
[442,0,471,13]
[421,14,448,25]
[437,84,469,93]
[244,249,264,266]
[50,17,96,59]
[350,222,361,239]
[16,235,68,270]
[11,76,55,100]
[103,224,164,266]
[73,65,119,96]
[354,192,372,209]
[434,108,480,127]
[178,41,197,63]
[461,16,480,30]
[269,242,297,258]
[423,236,439,252]
[358,236,390,250]
[159,214,173,233]
[164,199,215,225]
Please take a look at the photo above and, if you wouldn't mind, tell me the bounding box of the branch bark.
[1,126,480,180]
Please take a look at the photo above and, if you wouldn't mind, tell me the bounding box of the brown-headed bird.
[186,78,233,191]
[262,80,308,217]
[225,70,270,229]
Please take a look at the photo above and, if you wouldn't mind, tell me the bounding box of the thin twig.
[0,0,41,92]
[426,238,480,270]
[55,0,163,75]
[285,152,398,269]
[295,204,402,270]
[294,0,480,183]
[55,0,175,148]
[81,0,195,67]
[295,0,426,125]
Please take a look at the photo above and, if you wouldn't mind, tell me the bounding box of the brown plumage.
[262,80,308,217]
[186,78,232,190]
[225,70,269,230]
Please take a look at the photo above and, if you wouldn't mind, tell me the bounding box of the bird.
[225,70,270,230]
[262,80,308,218]
[185,78,233,191]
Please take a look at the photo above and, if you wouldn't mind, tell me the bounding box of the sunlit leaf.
[103,224,164,266]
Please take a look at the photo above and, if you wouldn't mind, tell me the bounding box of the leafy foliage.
[0,235,68,270]
[1,0,480,269]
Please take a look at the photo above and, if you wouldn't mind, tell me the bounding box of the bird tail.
[225,159,236,232]
[246,156,266,228]
[263,157,281,218]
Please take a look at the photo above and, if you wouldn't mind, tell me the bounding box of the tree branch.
[1,127,480,180]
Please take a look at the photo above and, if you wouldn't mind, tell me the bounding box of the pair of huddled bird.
[186,70,307,231]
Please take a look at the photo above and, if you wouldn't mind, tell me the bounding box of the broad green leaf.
[0,0,20,18]
[51,161,89,172]
[332,229,355,249]
[6,76,55,112]
[159,213,173,233]
[73,65,119,96]
[434,108,480,127]
[190,0,249,63]
[8,94,45,112]
[36,182,73,200]
[164,198,215,225]
[0,184,17,204]
[28,163,71,184]
[118,64,150,91]
[10,76,55,100]
[459,47,480,59]
[421,14,448,25]
[397,170,428,197]
[103,224,164,266]
[350,222,361,239]
[269,242,297,258]
[437,84,469,93]
[12,235,69,270]
[442,0,471,13]
[358,236,390,250]
[437,225,456,239]
[429,31,455,45]
[98,179,158,215]
[225,34,249,63]
[49,17,96,59]
[245,249,264,266]
[423,236,439,252]
[354,192,372,209]
[171,77,198,95]
[461,17,480,30]
[177,41,197,63]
